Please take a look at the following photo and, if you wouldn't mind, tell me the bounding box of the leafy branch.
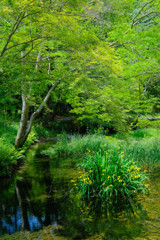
[0,12,25,57]
[131,0,157,28]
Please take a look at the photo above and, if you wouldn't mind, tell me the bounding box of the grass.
[42,133,121,158]
[71,150,149,204]
[42,128,160,171]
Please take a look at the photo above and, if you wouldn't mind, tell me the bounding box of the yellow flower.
[119,179,122,183]
[102,169,106,172]
[144,170,147,173]
[130,165,134,170]
[145,184,150,187]
[102,182,105,186]
[135,175,140,178]
[127,169,130,172]
[123,183,126,186]
[136,167,141,171]
[89,170,93,173]
[108,176,111,179]
[109,184,113,187]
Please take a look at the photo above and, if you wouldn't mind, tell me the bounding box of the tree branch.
[131,11,160,28]
[0,12,25,57]
[132,71,160,77]
[131,0,155,28]
[5,37,40,51]
[26,80,61,135]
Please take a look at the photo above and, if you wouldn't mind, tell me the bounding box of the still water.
[0,143,160,240]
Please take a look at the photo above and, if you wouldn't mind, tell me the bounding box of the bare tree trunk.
[15,91,29,148]
[15,81,60,148]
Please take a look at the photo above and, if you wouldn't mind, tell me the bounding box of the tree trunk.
[15,81,60,148]
[15,92,29,148]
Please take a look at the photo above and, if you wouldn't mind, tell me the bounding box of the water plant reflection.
[0,143,159,240]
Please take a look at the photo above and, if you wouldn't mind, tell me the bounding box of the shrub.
[0,139,25,176]
[71,151,149,205]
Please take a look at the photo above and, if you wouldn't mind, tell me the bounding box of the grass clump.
[43,128,160,170]
[125,137,160,170]
[43,133,110,157]
[71,151,149,204]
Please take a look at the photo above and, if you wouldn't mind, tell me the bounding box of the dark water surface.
[0,143,160,240]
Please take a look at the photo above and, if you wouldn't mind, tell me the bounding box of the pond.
[0,143,160,240]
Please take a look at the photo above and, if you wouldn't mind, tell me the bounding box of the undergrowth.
[0,119,38,177]
[43,128,160,170]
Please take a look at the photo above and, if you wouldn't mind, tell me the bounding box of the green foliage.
[24,127,38,147]
[125,137,160,170]
[1,0,160,145]
[34,123,55,138]
[42,133,105,157]
[0,118,37,176]
[130,128,160,139]
[0,0,129,141]
[43,128,160,170]
[71,150,149,204]
[0,134,25,177]
[0,139,17,176]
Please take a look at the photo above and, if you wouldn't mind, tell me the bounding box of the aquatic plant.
[71,150,149,204]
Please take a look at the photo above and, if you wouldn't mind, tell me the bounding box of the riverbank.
[1,117,160,177]
[42,128,160,171]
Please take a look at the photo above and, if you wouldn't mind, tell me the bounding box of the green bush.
[71,151,149,205]
[0,139,25,176]
[0,119,35,176]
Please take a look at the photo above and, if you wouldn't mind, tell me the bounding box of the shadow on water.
[0,143,160,239]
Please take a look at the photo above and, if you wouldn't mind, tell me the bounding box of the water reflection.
[0,143,160,239]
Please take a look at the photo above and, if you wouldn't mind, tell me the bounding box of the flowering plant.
[71,150,149,204]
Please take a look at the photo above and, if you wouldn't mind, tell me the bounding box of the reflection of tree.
[28,159,61,227]
[0,178,18,234]
[15,181,30,231]
[0,143,151,239]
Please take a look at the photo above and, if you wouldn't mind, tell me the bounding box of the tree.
[106,0,160,118]
[0,0,122,148]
